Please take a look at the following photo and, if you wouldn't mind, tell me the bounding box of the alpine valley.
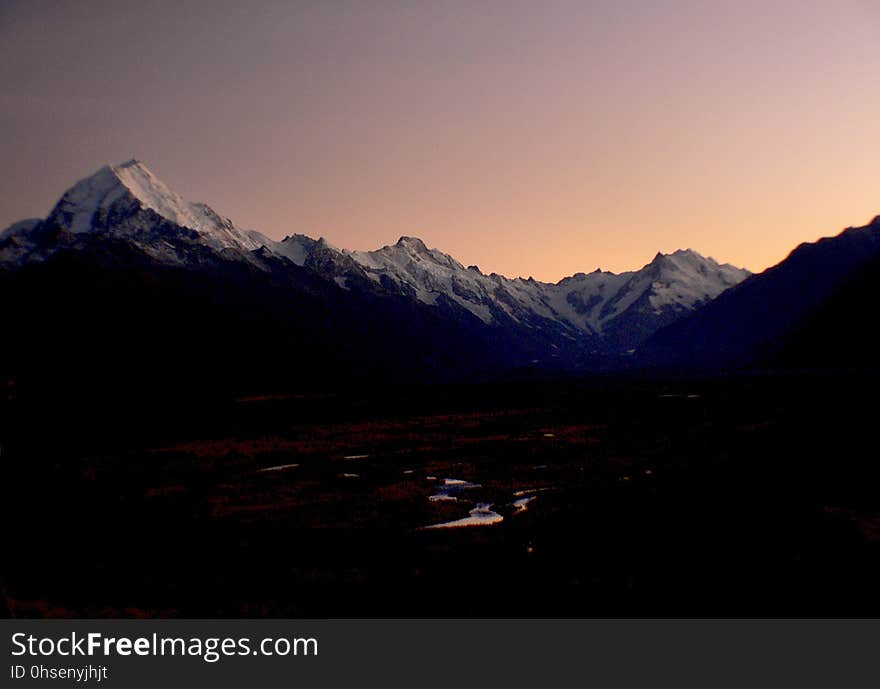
[4,160,880,619]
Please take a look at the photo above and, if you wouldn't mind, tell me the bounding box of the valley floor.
[2,374,879,617]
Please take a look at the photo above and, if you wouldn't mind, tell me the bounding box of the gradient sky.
[2,0,879,280]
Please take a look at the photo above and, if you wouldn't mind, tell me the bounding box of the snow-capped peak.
[639,248,749,314]
[46,159,266,252]
[275,234,319,266]
[111,159,224,238]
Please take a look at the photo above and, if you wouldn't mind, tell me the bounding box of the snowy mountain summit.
[1,160,272,266]
[1,160,750,358]
[58,159,270,250]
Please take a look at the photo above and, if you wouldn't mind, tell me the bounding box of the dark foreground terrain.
[2,374,879,617]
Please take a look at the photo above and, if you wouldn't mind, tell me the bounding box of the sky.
[1,0,879,281]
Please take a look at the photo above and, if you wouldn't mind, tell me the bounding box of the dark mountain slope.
[640,216,880,370]
[0,240,542,418]
[768,250,880,370]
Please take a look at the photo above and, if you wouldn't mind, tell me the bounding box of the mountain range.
[2,159,878,401]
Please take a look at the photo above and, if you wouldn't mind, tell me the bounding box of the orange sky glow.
[1,0,878,280]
